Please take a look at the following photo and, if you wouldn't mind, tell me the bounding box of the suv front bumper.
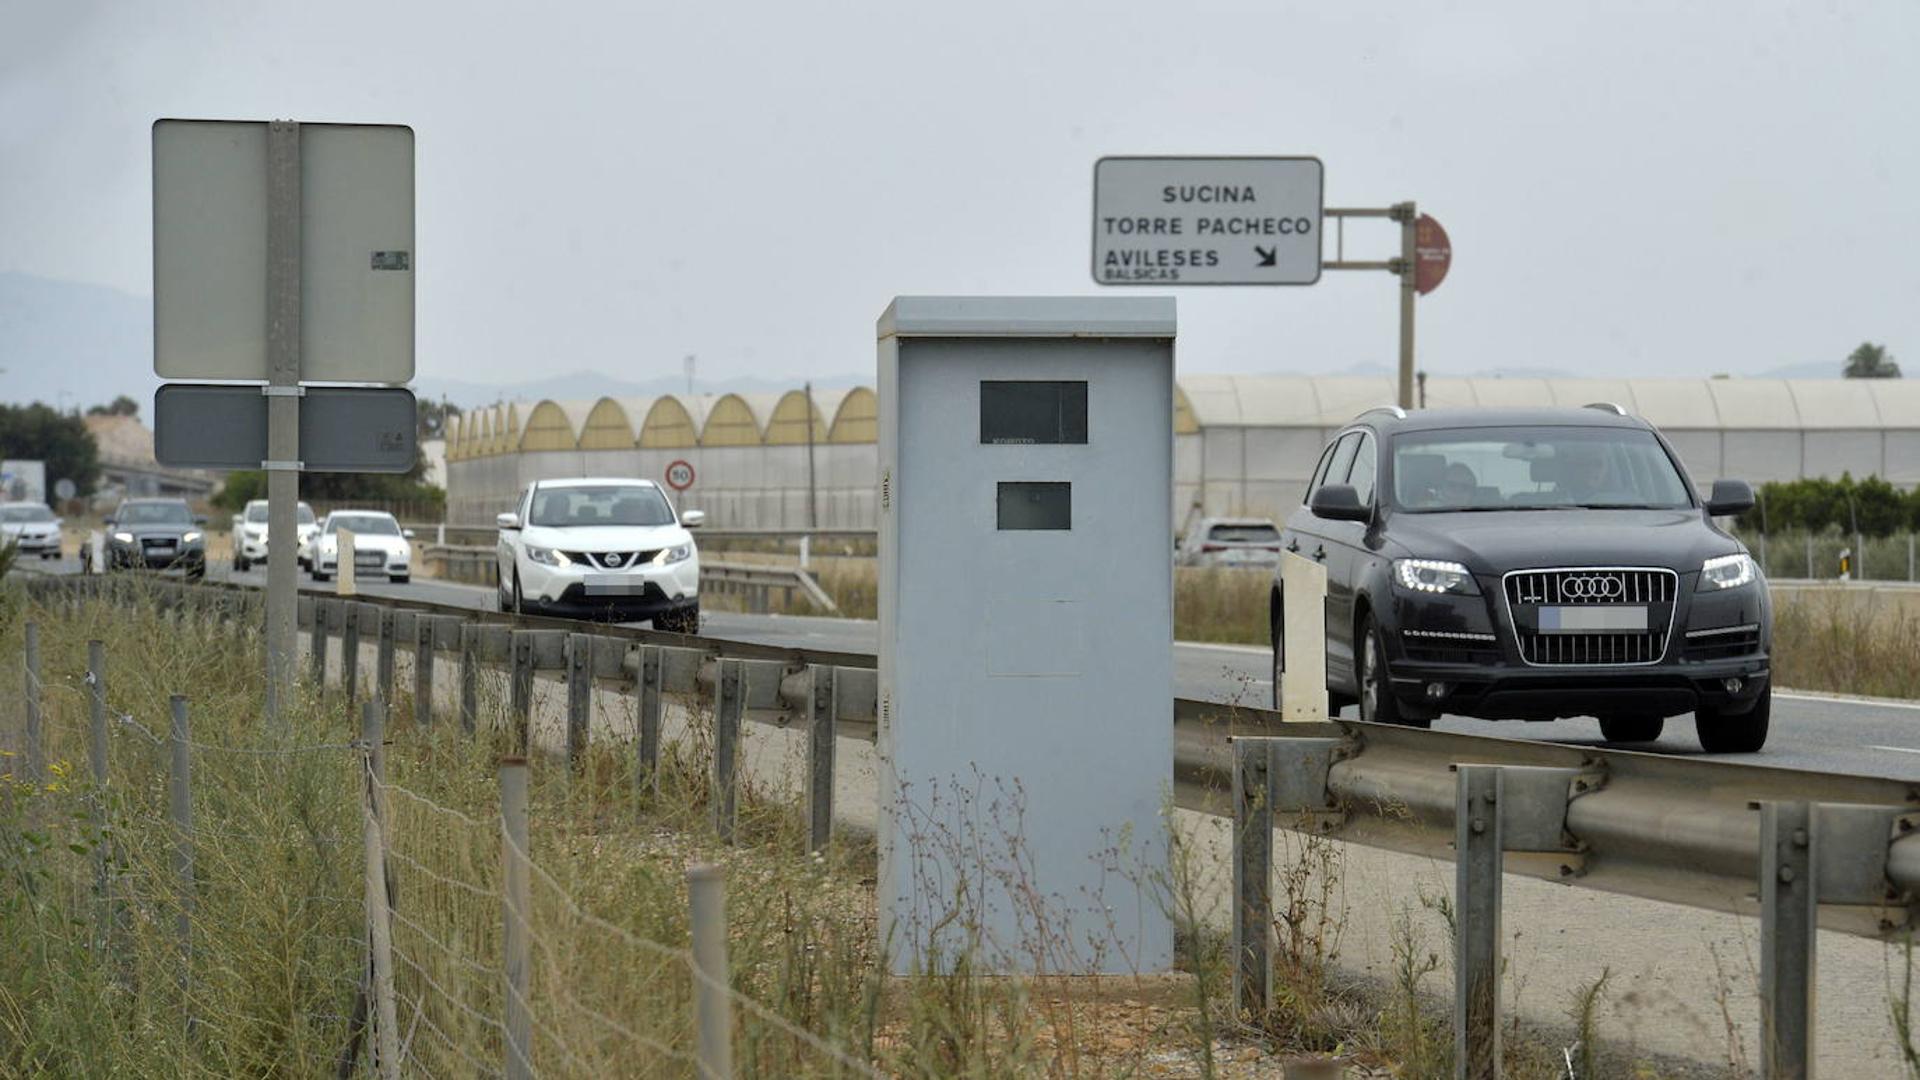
[1380,577,1770,721]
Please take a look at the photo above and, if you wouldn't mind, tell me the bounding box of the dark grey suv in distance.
[1270,404,1771,753]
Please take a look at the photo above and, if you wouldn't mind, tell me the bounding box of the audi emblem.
[1561,574,1623,600]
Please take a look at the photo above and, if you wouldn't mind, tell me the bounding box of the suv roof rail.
[1584,401,1629,416]
[1358,405,1408,421]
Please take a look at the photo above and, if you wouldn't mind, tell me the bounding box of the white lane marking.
[1868,745,1920,756]
[1776,691,1920,713]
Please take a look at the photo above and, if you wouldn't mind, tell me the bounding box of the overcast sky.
[3,1,1916,392]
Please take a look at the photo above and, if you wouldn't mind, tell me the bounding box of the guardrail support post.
[807,664,836,854]
[510,631,535,753]
[565,633,591,771]
[1759,800,1816,1080]
[500,757,533,1080]
[688,863,733,1080]
[169,695,194,994]
[459,624,480,735]
[308,600,327,689]
[1230,738,1274,1018]
[341,604,362,706]
[23,621,43,785]
[413,618,435,727]
[713,658,743,842]
[375,608,396,707]
[1455,764,1504,1080]
[635,645,663,805]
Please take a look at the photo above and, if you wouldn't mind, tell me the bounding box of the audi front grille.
[1501,567,1678,667]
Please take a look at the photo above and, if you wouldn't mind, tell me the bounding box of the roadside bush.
[1737,474,1920,536]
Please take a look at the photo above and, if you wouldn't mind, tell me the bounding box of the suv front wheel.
[1359,615,1430,729]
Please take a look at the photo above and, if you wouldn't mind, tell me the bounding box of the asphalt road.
[43,557,1920,781]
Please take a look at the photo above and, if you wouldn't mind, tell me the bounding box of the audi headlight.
[1698,553,1757,591]
[525,545,569,567]
[1393,558,1480,595]
[653,543,693,566]
[182,531,203,545]
[113,531,134,544]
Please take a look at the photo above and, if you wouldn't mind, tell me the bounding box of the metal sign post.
[1323,204,1451,411]
[264,121,302,720]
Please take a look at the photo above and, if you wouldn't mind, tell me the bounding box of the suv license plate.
[1538,606,1647,633]
[584,574,646,596]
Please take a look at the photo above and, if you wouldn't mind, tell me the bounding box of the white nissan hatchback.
[495,478,704,632]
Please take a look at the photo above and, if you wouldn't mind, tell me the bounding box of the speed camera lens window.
[997,482,1071,530]
[981,381,1088,444]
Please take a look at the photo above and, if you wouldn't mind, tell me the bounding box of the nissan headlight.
[1698,553,1757,591]
[526,545,569,567]
[1393,558,1479,595]
[113,531,134,544]
[653,543,693,566]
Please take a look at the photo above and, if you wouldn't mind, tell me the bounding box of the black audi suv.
[1270,404,1771,752]
[94,498,208,581]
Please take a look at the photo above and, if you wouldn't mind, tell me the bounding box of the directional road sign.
[1092,157,1323,286]
[153,119,415,382]
[153,385,418,472]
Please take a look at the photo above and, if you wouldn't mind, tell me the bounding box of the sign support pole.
[264,120,303,725]
[1396,200,1417,411]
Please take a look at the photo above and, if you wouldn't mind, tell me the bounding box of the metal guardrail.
[418,545,837,613]
[36,572,1917,937]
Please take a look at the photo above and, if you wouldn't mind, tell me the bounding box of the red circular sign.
[1414,213,1451,296]
[665,459,696,491]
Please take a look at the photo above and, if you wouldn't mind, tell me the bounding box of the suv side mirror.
[402,528,416,539]
[496,512,521,530]
[681,509,706,529]
[103,518,115,528]
[1704,479,1754,517]
[1309,484,1371,522]
[194,514,208,526]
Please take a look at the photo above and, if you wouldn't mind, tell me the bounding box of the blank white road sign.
[1092,156,1323,285]
[153,119,414,382]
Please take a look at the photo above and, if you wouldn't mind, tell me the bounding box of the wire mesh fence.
[1,577,884,1077]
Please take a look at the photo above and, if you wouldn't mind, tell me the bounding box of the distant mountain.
[0,272,154,411]
[1756,361,1843,380]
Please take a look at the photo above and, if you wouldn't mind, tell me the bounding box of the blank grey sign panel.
[153,384,416,472]
[980,380,1088,444]
[997,481,1071,530]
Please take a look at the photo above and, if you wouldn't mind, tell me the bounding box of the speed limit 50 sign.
[665,459,696,491]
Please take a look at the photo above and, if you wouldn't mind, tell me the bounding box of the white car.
[1177,516,1285,568]
[1,501,63,559]
[309,510,414,583]
[495,478,704,632]
[233,498,319,571]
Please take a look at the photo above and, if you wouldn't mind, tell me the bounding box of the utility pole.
[804,381,818,529]
[263,120,303,723]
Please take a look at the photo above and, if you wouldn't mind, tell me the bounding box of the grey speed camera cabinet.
[875,296,1175,975]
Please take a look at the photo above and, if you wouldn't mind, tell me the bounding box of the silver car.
[1177,516,1283,568]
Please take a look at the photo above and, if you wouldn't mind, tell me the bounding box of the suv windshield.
[326,514,400,536]
[530,485,674,527]
[1391,426,1693,512]
[118,502,195,525]
[246,503,315,524]
[2,505,55,523]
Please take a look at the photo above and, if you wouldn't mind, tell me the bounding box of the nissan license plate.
[584,574,646,596]
[1537,606,1647,633]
